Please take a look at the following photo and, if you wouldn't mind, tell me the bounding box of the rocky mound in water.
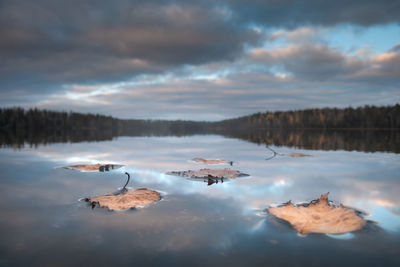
[268,193,367,235]
[85,188,161,211]
[286,153,311,157]
[192,158,233,165]
[63,163,124,172]
[167,168,249,179]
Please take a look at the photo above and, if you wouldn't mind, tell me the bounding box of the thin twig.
[266,145,279,161]
[122,172,130,190]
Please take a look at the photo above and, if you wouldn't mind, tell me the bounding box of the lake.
[0,133,399,266]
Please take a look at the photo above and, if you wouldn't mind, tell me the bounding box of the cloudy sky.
[1,0,400,120]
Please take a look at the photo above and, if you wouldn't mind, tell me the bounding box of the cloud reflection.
[1,135,400,265]
[5,136,400,224]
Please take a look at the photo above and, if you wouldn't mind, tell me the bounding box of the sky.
[1,0,400,121]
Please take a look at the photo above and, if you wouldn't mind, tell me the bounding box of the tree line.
[210,104,400,153]
[0,105,399,152]
[0,107,210,147]
[214,104,400,131]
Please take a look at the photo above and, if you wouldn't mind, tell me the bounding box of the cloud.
[3,34,400,120]
[29,55,399,121]
[267,27,321,42]
[250,44,365,80]
[249,43,400,83]
[2,0,399,92]
[0,0,399,119]
[0,0,261,93]
[355,51,400,83]
[228,0,400,27]
[390,43,400,52]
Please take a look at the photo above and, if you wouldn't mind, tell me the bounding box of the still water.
[0,135,399,266]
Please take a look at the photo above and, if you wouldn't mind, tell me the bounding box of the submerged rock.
[286,153,311,157]
[63,163,124,172]
[268,193,367,235]
[167,168,249,179]
[266,146,311,160]
[85,188,161,211]
[192,158,233,165]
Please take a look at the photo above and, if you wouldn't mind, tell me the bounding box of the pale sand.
[286,153,311,157]
[86,188,161,211]
[63,163,124,172]
[268,193,367,235]
[167,168,248,178]
[192,158,233,165]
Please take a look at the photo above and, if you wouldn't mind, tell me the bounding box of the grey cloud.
[267,27,322,43]
[249,42,400,85]
[32,66,400,120]
[250,44,365,81]
[23,39,400,120]
[354,52,400,84]
[3,0,399,93]
[1,0,399,119]
[0,0,261,92]
[228,0,400,27]
[390,43,400,52]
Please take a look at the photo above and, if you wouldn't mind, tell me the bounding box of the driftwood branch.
[265,145,278,160]
[122,172,130,190]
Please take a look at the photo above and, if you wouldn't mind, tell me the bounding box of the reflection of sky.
[5,136,400,222]
[0,136,399,265]
[370,204,400,232]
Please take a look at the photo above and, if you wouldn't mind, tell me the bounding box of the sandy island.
[192,158,233,165]
[85,188,161,211]
[63,163,124,172]
[167,168,249,179]
[268,193,367,235]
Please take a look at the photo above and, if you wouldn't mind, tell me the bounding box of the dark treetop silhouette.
[1,105,399,152]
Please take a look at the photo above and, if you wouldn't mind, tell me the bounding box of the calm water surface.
[0,135,399,266]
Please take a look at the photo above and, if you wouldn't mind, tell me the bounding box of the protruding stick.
[266,145,278,161]
[122,172,130,190]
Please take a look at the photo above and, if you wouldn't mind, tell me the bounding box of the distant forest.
[0,107,210,147]
[215,104,400,131]
[0,105,399,152]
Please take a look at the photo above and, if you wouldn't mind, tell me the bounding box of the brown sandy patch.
[286,153,311,157]
[85,188,161,211]
[63,164,124,172]
[167,168,248,179]
[268,193,367,235]
[192,158,233,165]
